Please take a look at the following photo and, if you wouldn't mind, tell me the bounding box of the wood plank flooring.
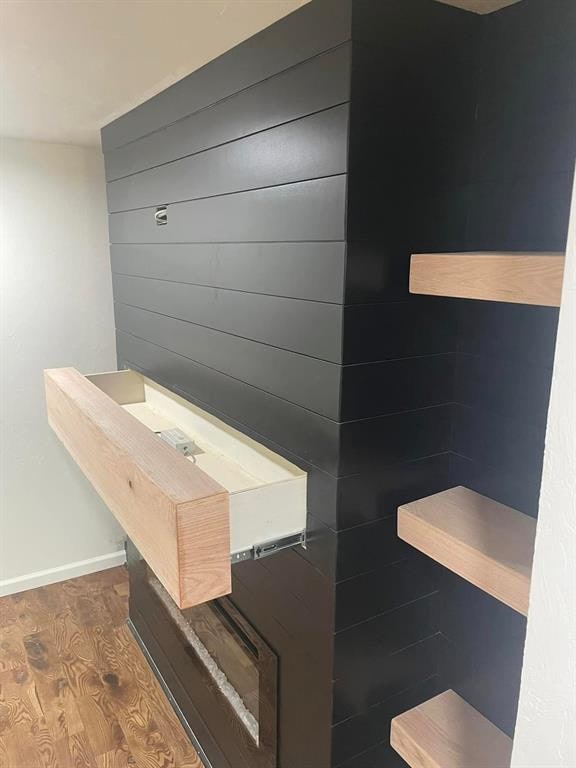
[0,567,203,768]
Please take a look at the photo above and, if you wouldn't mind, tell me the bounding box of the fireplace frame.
[127,541,279,768]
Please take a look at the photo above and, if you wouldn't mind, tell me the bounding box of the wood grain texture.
[410,252,565,306]
[44,368,230,609]
[390,689,512,768]
[398,486,536,615]
[0,568,203,768]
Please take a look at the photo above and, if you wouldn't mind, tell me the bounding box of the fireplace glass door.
[143,564,278,768]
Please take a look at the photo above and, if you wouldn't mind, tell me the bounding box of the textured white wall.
[0,138,124,594]
[512,175,576,766]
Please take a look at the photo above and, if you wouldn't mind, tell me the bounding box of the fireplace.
[129,542,278,768]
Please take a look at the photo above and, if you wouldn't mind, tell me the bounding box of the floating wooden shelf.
[45,368,306,609]
[410,251,565,306]
[398,486,536,615]
[391,689,512,768]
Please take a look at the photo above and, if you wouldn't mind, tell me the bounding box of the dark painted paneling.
[452,404,545,487]
[472,100,576,184]
[335,454,450,530]
[455,353,553,429]
[438,0,575,745]
[438,571,527,737]
[116,301,453,420]
[115,304,341,419]
[331,675,441,767]
[108,175,346,244]
[232,559,333,669]
[342,299,458,364]
[107,105,349,212]
[449,453,543,519]
[335,516,411,582]
[466,0,575,253]
[457,301,559,367]
[335,556,439,632]
[113,274,343,362]
[466,171,574,251]
[344,0,479,309]
[117,331,453,479]
[339,405,452,476]
[334,635,441,725]
[333,596,440,722]
[116,330,342,474]
[106,2,575,767]
[105,44,352,181]
[341,354,454,421]
[110,242,346,304]
[101,0,352,151]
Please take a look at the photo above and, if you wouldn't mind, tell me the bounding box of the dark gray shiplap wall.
[104,3,354,767]
[443,0,575,739]
[101,1,575,766]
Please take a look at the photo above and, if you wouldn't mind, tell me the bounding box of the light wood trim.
[390,689,512,768]
[410,252,565,306]
[434,0,522,14]
[44,368,231,609]
[398,486,536,615]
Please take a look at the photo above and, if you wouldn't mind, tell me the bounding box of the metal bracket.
[230,531,306,564]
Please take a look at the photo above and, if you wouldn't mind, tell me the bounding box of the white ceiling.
[0,0,524,147]
[0,0,308,146]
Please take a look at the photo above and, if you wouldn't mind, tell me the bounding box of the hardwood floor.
[0,567,203,768]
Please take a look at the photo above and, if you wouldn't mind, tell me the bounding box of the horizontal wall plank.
[332,676,441,766]
[334,454,451,531]
[455,352,553,429]
[116,331,342,475]
[116,335,454,478]
[108,176,346,244]
[105,44,351,181]
[115,305,453,421]
[114,304,341,419]
[335,557,439,632]
[107,105,349,212]
[341,354,454,421]
[101,0,352,151]
[110,242,346,304]
[340,404,453,476]
[334,632,441,724]
[113,274,343,362]
[453,403,546,479]
[343,298,458,363]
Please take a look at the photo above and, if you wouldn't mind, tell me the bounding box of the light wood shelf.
[398,486,536,615]
[410,251,565,306]
[390,689,513,768]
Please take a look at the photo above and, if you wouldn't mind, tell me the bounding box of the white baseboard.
[0,550,127,597]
